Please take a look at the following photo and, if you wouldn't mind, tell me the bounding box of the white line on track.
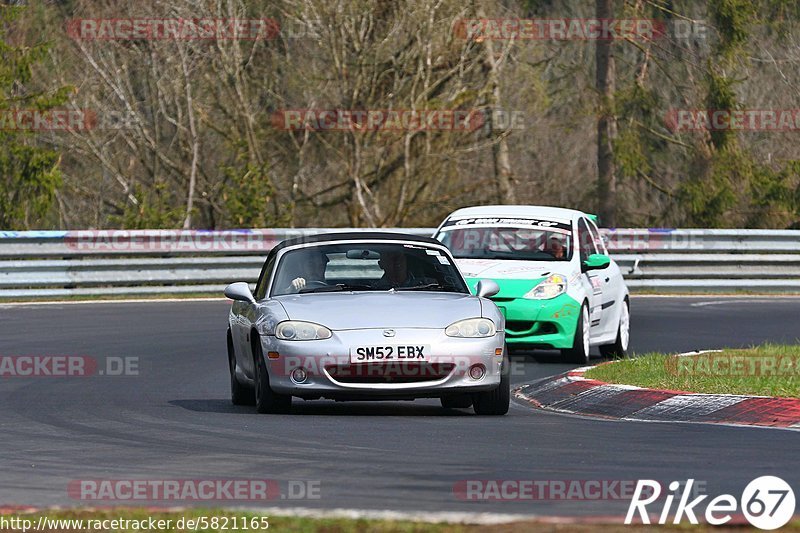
[633,294,800,300]
[0,297,229,307]
[688,299,790,307]
[231,506,540,525]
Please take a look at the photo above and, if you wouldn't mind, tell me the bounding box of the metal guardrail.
[0,228,799,297]
[603,229,800,292]
[0,229,431,298]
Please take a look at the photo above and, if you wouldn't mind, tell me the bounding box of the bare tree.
[475,2,515,204]
[595,0,617,225]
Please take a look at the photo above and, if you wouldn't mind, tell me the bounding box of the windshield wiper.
[298,284,342,294]
[396,283,443,291]
[298,283,374,294]
[338,283,374,291]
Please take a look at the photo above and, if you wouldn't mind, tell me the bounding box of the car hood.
[274,291,482,330]
[455,258,573,279]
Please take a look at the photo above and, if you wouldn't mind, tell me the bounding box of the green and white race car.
[434,205,629,363]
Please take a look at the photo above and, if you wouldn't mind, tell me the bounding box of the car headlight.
[524,274,567,299]
[275,321,332,340]
[445,318,496,338]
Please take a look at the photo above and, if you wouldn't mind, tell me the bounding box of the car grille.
[506,321,557,336]
[325,363,455,384]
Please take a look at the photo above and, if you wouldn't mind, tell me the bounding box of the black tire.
[228,331,254,405]
[440,394,473,409]
[472,349,510,415]
[561,303,590,364]
[253,338,292,414]
[599,298,630,359]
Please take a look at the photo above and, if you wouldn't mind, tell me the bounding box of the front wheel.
[472,349,510,415]
[599,298,630,359]
[561,303,590,364]
[253,340,292,414]
[228,331,254,406]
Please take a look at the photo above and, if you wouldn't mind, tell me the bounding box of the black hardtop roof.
[268,231,441,257]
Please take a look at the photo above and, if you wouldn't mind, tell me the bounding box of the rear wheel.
[561,303,590,364]
[228,331,254,406]
[253,339,291,414]
[441,394,473,409]
[472,349,510,415]
[600,298,630,359]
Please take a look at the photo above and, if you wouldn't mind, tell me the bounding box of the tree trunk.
[477,4,515,204]
[178,42,199,230]
[596,0,617,226]
[492,129,514,204]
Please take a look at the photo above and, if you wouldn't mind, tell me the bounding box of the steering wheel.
[303,280,328,288]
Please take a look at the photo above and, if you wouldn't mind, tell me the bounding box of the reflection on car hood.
[274,291,481,330]
[455,258,572,279]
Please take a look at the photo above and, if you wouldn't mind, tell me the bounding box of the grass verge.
[2,509,798,532]
[584,344,800,397]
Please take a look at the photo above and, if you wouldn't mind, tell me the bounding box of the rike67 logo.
[625,476,795,530]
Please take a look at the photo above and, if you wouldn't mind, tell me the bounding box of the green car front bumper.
[467,278,580,349]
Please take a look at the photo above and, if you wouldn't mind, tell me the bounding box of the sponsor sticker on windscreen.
[350,345,431,363]
[440,216,572,234]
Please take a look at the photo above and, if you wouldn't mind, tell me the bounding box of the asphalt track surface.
[1,296,799,517]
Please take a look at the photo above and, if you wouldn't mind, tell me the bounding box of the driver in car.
[545,235,566,259]
[287,251,329,293]
[373,250,418,289]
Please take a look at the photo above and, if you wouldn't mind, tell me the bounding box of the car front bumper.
[491,293,580,349]
[260,328,505,399]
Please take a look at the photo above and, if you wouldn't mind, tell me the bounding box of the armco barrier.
[0,228,799,297]
[0,229,430,298]
[604,229,800,292]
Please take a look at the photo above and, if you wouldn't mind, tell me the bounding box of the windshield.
[270,242,469,296]
[437,225,573,261]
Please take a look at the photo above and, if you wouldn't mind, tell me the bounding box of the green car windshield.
[438,226,573,261]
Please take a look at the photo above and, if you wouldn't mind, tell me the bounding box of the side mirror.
[582,254,611,272]
[475,279,500,298]
[224,282,256,303]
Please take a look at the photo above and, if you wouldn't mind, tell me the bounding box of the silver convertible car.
[224,232,509,415]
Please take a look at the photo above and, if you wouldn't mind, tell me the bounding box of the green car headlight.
[275,321,332,340]
[445,318,496,338]
[524,274,568,300]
